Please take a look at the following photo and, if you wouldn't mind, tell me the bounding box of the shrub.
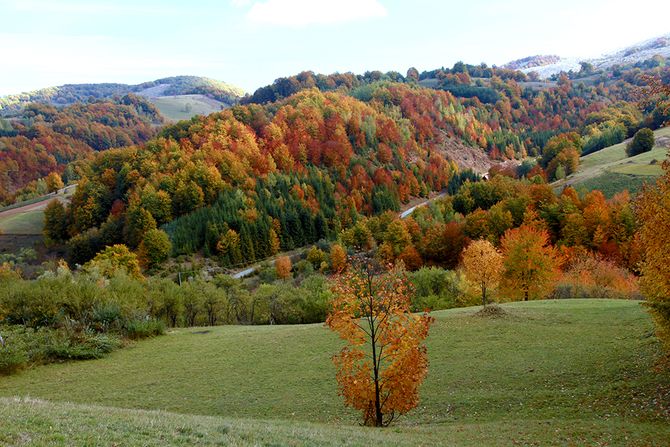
[410,267,467,311]
[626,128,655,157]
[550,254,641,300]
[46,332,122,360]
[293,259,314,276]
[0,343,29,375]
[124,318,165,340]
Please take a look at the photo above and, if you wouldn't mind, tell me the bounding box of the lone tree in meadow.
[461,240,503,306]
[327,262,433,427]
[500,225,558,301]
[626,128,655,157]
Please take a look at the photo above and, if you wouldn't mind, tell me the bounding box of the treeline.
[338,173,640,276]
[0,95,163,205]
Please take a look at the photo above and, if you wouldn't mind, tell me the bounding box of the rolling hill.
[0,76,245,121]
[1,300,668,446]
[553,126,670,197]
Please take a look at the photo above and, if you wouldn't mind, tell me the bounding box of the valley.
[1,300,668,446]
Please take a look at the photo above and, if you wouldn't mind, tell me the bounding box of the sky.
[1,0,669,96]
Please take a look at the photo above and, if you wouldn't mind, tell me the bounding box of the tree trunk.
[368,271,383,427]
[524,288,529,301]
[482,283,487,307]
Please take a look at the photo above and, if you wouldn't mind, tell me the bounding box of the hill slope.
[1,300,668,446]
[554,126,670,197]
[0,76,245,121]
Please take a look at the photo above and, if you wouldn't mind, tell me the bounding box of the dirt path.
[229,192,448,279]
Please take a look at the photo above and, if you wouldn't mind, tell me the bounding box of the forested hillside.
[49,84,473,264]
[0,95,163,204]
[243,58,670,166]
[44,56,670,267]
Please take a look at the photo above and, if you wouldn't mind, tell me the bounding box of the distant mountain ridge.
[505,33,670,78]
[0,76,245,120]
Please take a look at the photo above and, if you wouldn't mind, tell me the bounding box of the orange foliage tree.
[275,256,292,279]
[500,225,559,301]
[461,239,503,306]
[635,158,670,352]
[326,262,434,426]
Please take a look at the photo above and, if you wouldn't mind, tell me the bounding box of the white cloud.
[244,0,387,27]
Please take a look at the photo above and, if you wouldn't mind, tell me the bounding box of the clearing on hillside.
[553,126,670,197]
[147,94,227,121]
[0,300,668,446]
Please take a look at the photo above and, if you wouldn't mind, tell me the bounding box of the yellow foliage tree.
[330,243,347,273]
[44,171,64,193]
[500,225,559,301]
[84,244,143,279]
[461,239,503,306]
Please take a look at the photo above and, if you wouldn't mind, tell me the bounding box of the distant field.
[555,126,670,197]
[0,209,44,235]
[0,186,74,236]
[149,94,226,121]
[1,300,668,446]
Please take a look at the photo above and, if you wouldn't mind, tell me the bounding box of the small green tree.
[307,246,327,270]
[626,128,655,157]
[84,244,142,279]
[138,229,172,269]
[43,200,68,243]
[123,207,157,248]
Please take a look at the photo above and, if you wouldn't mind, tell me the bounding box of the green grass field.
[149,94,226,121]
[554,126,670,197]
[0,210,44,235]
[1,300,668,446]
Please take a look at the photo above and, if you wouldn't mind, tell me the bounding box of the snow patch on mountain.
[509,33,670,79]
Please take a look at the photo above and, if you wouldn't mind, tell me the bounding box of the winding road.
[230,192,447,279]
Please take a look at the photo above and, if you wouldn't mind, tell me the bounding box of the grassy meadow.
[148,94,226,121]
[1,299,669,446]
[0,210,44,235]
[554,126,670,197]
